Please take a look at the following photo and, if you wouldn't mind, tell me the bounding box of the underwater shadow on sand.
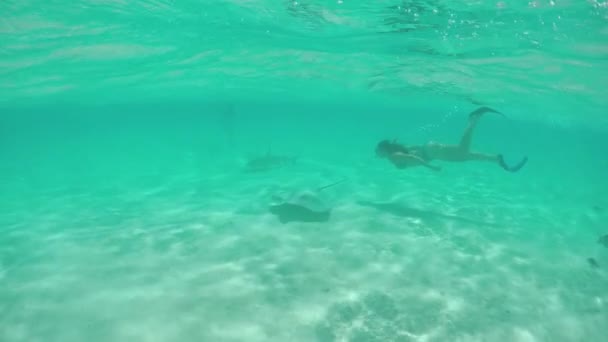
[357,200,503,229]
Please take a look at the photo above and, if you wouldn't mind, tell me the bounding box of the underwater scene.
[1,1,608,341]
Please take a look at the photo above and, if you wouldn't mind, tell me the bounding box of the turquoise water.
[1,1,608,341]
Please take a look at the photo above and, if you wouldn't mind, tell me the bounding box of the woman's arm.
[391,152,441,171]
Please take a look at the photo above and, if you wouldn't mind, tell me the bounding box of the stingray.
[268,179,346,224]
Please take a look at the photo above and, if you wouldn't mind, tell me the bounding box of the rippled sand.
[1,140,606,342]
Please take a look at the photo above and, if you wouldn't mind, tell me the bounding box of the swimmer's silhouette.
[357,200,502,228]
[375,107,528,173]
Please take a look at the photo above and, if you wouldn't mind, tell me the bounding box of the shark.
[244,150,297,173]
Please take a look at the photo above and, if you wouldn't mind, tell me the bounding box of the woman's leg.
[466,152,499,162]
[458,107,503,152]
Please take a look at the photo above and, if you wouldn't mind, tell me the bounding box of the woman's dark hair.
[376,139,408,157]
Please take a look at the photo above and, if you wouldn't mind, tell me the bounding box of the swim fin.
[469,106,506,120]
[498,155,528,172]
